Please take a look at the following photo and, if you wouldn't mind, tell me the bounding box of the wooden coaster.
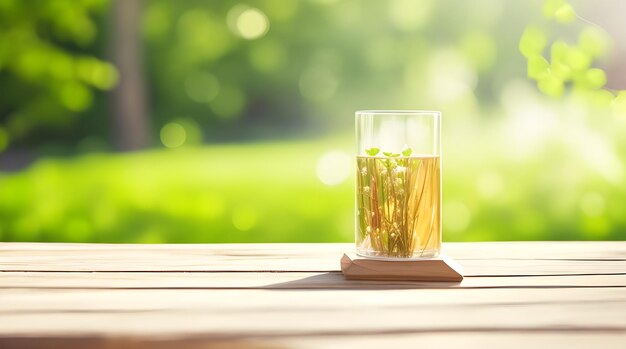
[341,253,464,282]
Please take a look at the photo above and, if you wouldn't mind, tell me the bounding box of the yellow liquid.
[355,156,441,258]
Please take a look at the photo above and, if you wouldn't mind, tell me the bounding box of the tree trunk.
[111,0,150,151]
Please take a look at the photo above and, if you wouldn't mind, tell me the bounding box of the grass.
[0,138,355,243]
[1,136,625,243]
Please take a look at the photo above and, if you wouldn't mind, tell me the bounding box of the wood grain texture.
[1,242,625,275]
[3,333,626,349]
[2,271,626,289]
[0,242,625,349]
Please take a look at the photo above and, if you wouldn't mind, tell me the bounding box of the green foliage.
[519,26,547,58]
[614,92,626,114]
[0,126,8,152]
[141,0,517,143]
[520,0,619,106]
[0,140,355,243]
[382,151,400,157]
[1,0,531,151]
[553,4,575,23]
[527,55,549,80]
[542,0,566,18]
[2,137,625,243]
[365,147,380,156]
[578,27,611,58]
[537,74,564,98]
[580,68,607,90]
[543,0,575,23]
[401,145,413,157]
[0,0,117,151]
[1,0,625,245]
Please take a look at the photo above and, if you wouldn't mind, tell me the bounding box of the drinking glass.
[355,110,442,259]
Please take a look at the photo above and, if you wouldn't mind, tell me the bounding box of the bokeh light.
[228,6,269,40]
[160,122,187,148]
[388,0,432,32]
[427,49,477,104]
[231,206,257,231]
[316,150,351,186]
[185,72,220,103]
[475,171,504,199]
[1,0,625,244]
[444,201,471,234]
[60,82,93,111]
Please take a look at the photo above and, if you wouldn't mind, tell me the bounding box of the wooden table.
[1,242,625,348]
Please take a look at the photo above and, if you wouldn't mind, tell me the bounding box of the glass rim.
[355,110,441,116]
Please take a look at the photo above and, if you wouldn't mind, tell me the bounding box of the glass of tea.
[355,110,442,259]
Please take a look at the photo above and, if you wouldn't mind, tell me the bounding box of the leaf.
[579,27,611,58]
[551,41,590,72]
[543,0,565,18]
[587,89,614,107]
[613,91,626,115]
[527,55,550,80]
[566,47,591,71]
[554,4,576,23]
[551,41,570,64]
[585,68,607,89]
[365,147,380,156]
[551,61,572,80]
[519,26,547,58]
[401,145,413,157]
[382,151,400,157]
[537,74,564,98]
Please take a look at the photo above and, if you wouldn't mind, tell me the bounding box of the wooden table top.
[1,242,625,348]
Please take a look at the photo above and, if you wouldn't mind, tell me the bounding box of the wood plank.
[445,241,626,260]
[2,287,625,313]
[2,241,625,258]
[2,280,624,338]
[1,271,625,289]
[463,259,625,276]
[1,256,622,276]
[1,243,625,276]
[276,333,626,349]
[0,242,624,349]
[0,243,347,272]
[2,333,625,349]
[0,295,624,337]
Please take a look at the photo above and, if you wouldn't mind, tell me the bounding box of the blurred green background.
[1,0,625,243]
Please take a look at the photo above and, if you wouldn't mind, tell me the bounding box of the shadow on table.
[1,337,287,349]
[263,272,462,290]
